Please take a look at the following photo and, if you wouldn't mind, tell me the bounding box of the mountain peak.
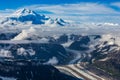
[12,8,37,17]
[55,18,66,23]
[0,8,68,26]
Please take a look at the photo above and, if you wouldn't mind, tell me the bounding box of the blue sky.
[0,0,120,23]
[0,0,120,10]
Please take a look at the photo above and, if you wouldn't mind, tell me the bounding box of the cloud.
[0,9,15,17]
[24,3,120,15]
[23,3,120,23]
[111,2,120,8]
[0,2,120,23]
[45,57,58,65]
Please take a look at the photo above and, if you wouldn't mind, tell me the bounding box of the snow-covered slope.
[0,8,68,27]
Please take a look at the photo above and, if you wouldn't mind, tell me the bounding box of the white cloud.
[0,2,120,23]
[23,3,120,23]
[111,2,120,8]
[45,57,58,65]
[24,3,120,14]
[0,9,15,17]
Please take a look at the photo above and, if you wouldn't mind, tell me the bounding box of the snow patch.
[99,57,110,61]
[0,49,12,58]
[17,47,35,56]
[17,47,27,56]
[12,27,37,40]
[61,41,73,47]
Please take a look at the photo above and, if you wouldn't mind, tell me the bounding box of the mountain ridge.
[0,8,68,27]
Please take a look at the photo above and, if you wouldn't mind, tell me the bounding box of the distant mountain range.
[0,8,69,27]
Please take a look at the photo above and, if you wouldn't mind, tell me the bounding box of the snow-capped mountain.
[0,8,68,27]
[0,30,120,79]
